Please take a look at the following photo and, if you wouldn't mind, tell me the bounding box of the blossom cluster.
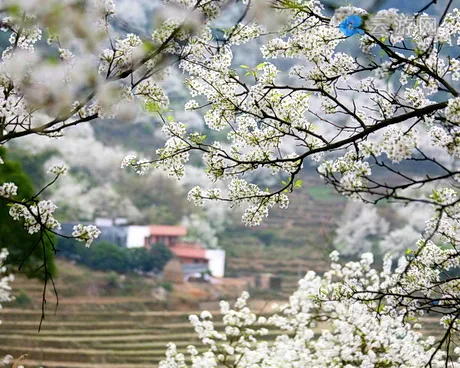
[0,164,100,246]
[160,252,456,368]
[71,224,101,248]
[0,183,17,198]
[8,200,61,235]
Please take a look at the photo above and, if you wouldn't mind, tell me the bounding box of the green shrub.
[105,271,120,289]
[13,289,32,308]
[56,239,173,274]
[159,281,173,292]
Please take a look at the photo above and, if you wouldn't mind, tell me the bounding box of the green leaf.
[256,62,267,70]
[142,41,154,53]
[295,179,302,188]
[144,100,160,114]
[8,4,21,16]
[240,65,249,69]
[46,55,60,65]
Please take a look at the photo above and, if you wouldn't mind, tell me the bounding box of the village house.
[61,219,225,279]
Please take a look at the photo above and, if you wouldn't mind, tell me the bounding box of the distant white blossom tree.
[334,196,435,258]
[182,213,220,249]
[333,201,389,256]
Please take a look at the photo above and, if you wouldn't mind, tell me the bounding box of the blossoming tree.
[160,253,458,367]
[0,0,459,365]
[130,1,459,362]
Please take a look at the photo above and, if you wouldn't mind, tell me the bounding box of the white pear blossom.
[9,200,61,234]
[160,252,452,368]
[72,224,101,247]
[0,182,18,198]
[47,164,68,176]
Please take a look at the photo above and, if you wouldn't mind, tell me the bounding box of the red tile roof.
[171,246,207,260]
[149,225,187,237]
[175,241,203,249]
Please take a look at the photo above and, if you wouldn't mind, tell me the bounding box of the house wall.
[205,249,226,277]
[97,226,128,248]
[126,226,150,248]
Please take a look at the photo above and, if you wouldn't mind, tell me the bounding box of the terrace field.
[0,258,448,368]
[0,298,446,367]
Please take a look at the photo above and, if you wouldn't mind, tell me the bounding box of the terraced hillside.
[223,189,340,298]
[0,269,286,368]
[0,297,449,368]
[0,260,449,368]
[0,261,287,367]
[0,304,448,367]
[0,307,292,367]
[222,177,346,287]
[226,252,331,298]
